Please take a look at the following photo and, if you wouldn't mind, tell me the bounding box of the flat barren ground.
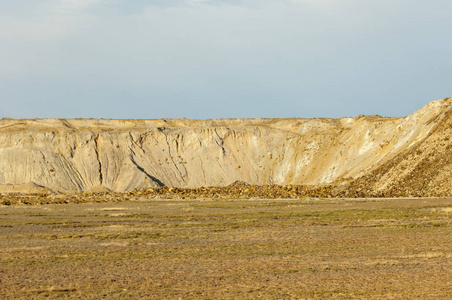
[1,197,451,299]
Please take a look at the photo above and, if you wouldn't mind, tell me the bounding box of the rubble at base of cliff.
[1,180,450,206]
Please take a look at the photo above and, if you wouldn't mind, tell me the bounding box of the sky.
[1,0,452,119]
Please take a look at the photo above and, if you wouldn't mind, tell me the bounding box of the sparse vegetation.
[1,196,452,298]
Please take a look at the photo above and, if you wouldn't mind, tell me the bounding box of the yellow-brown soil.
[1,196,451,298]
[2,97,452,197]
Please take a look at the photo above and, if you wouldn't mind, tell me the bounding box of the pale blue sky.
[1,0,451,119]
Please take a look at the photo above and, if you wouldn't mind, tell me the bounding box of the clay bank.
[1,98,452,197]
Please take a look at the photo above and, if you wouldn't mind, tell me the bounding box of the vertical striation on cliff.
[0,98,451,194]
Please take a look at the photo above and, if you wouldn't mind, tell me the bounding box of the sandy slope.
[1,97,451,195]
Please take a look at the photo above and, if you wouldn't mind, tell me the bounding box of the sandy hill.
[1,97,452,196]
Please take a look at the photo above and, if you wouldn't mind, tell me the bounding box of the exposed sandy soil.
[2,98,452,197]
[1,196,451,299]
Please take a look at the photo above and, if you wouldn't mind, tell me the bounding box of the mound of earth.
[0,182,52,194]
[1,97,452,197]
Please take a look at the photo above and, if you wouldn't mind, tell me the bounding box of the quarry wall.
[1,98,451,194]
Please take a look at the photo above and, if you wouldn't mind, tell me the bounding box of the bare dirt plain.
[1,195,452,299]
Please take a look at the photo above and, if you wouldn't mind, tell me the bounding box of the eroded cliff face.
[1,98,451,194]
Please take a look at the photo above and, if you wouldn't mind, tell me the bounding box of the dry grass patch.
[0,197,451,298]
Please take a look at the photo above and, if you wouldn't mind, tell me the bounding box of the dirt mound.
[1,97,452,198]
[0,182,52,195]
[226,181,250,189]
[336,102,452,198]
[84,186,112,194]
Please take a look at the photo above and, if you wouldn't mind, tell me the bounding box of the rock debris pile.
[0,182,336,205]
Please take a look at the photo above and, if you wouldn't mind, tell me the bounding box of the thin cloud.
[0,0,105,40]
[0,0,451,118]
